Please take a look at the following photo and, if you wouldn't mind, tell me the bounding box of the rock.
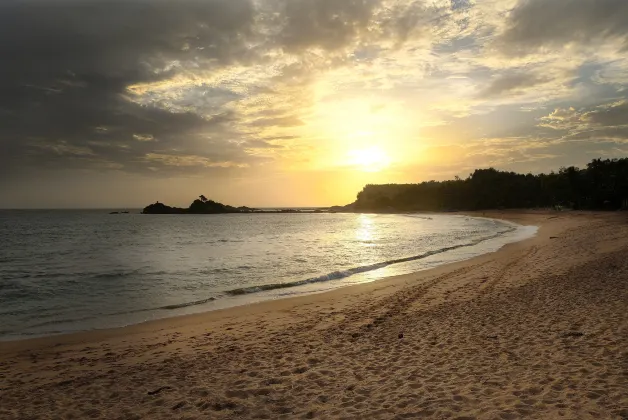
[142,202,186,214]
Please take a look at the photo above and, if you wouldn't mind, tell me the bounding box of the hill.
[350,158,628,212]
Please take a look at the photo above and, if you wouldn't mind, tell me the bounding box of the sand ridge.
[1,211,627,419]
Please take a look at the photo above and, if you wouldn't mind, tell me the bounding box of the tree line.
[352,158,628,211]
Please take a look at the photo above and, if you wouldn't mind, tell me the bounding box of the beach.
[1,211,627,419]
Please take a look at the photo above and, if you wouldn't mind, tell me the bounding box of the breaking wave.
[226,226,515,296]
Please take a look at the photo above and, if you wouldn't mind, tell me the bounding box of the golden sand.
[1,211,627,419]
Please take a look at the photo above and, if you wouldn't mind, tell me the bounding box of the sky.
[1,0,628,208]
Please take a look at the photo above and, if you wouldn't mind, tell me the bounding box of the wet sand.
[1,211,627,419]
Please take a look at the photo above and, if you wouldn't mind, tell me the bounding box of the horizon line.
[0,206,335,211]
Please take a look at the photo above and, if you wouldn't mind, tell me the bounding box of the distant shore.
[2,211,627,419]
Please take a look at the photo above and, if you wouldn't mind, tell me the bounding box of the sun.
[347,146,391,172]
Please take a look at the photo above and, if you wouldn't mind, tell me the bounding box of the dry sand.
[1,211,627,419]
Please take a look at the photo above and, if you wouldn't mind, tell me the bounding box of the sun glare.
[347,146,391,172]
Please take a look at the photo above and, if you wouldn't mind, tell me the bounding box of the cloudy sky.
[1,0,628,208]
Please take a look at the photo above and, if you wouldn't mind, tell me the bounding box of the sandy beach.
[1,211,627,419]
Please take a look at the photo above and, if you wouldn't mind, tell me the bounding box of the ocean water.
[0,211,537,340]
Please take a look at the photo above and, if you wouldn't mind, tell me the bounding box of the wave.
[20,297,218,331]
[24,314,102,329]
[398,214,433,220]
[93,269,142,279]
[158,297,216,310]
[226,262,390,295]
[0,271,71,280]
[226,226,516,296]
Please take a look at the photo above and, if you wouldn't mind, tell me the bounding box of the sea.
[0,210,537,340]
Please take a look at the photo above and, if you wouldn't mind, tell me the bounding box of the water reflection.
[355,214,375,243]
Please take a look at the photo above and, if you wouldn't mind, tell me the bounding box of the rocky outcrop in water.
[142,202,187,214]
[142,197,240,214]
[143,196,332,214]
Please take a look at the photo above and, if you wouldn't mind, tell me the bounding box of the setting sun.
[347,146,391,172]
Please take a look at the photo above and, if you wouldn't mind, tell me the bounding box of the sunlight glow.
[347,146,392,172]
[311,96,399,146]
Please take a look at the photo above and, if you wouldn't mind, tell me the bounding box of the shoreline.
[1,212,534,348]
[2,210,626,419]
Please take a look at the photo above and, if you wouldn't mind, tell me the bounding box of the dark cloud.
[565,126,628,143]
[478,72,547,98]
[378,0,429,45]
[0,0,256,86]
[0,77,259,177]
[498,0,628,55]
[278,0,378,52]
[583,101,628,127]
[0,0,259,177]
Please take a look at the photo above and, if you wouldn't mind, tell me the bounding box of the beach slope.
[1,211,627,419]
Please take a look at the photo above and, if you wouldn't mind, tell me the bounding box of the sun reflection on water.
[355,214,375,243]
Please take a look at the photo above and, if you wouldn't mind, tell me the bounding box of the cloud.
[478,72,548,98]
[133,134,155,142]
[592,59,628,87]
[0,0,442,178]
[244,140,285,149]
[497,0,628,56]
[249,116,305,128]
[538,108,586,131]
[277,0,378,52]
[538,101,628,144]
[1,0,628,190]
[583,100,628,127]
[0,0,257,81]
[0,0,264,177]
[144,153,249,168]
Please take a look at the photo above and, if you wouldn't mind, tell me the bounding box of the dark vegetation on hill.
[351,158,628,212]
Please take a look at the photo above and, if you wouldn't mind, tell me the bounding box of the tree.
[351,157,628,212]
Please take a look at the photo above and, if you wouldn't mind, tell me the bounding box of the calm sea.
[0,211,536,340]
